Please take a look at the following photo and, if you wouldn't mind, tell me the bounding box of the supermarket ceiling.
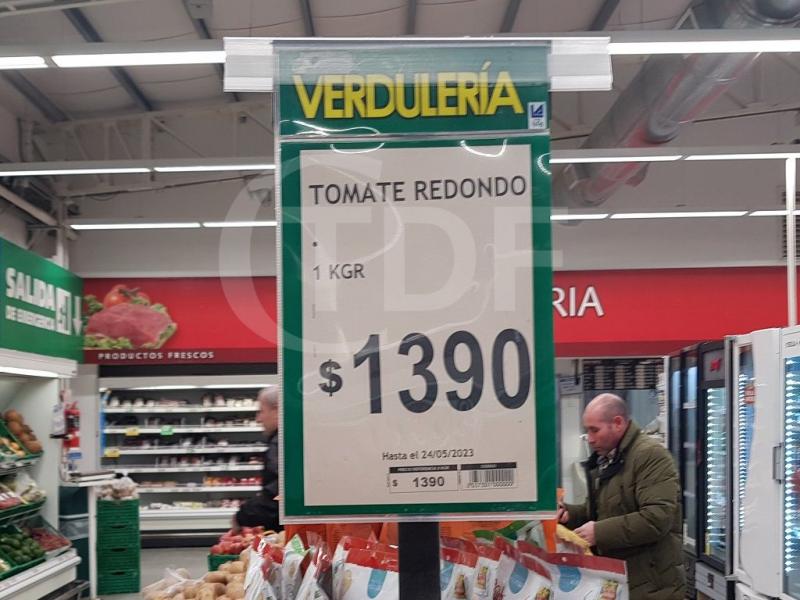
[1,0,800,184]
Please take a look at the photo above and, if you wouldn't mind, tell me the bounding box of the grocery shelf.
[104,406,257,414]
[121,464,262,474]
[140,507,237,531]
[105,445,266,456]
[137,485,261,493]
[0,549,80,600]
[0,499,45,526]
[0,455,39,477]
[103,426,261,434]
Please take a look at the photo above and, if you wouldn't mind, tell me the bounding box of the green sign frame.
[280,135,556,519]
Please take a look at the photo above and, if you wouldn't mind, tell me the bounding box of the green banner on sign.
[0,238,83,361]
[277,43,549,136]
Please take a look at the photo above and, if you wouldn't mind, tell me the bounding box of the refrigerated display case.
[731,329,782,600]
[695,341,733,600]
[668,353,682,470]
[682,347,699,555]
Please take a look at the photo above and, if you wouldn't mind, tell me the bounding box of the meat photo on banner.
[82,278,278,365]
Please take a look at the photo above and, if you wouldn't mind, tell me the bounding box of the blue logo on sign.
[558,566,582,592]
[528,101,547,129]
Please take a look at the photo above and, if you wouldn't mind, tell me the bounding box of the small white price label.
[125,427,140,437]
[388,465,459,494]
[104,448,121,458]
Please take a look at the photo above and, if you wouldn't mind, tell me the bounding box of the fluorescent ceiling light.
[127,385,200,391]
[610,211,747,219]
[685,153,800,161]
[70,222,201,230]
[154,163,275,173]
[550,214,609,221]
[549,155,682,164]
[52,50,225,68]
[202,221,277,228]
[609,40,800,55]
[0,56,46,70]
[0,167,150,176]
[202,384,270,389]
[0,366,58,378]
[750,210,800,216]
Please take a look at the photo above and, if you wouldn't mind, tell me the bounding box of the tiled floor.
[101,547,208,600]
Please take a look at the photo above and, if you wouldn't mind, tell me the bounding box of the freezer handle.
[773,443,784,483]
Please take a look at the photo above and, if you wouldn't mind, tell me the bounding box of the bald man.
[234,386,280,531]
[559,394,684,600]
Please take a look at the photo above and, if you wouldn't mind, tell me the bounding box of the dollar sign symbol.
[319,359,343,397]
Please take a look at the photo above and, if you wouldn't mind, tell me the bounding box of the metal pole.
[788,157,797,327]
[398,522,440,600]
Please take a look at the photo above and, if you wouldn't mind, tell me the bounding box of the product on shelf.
[210,527,265,556]
[1,472,46,504]
[2,410,42,455]
[0,485,23,510]
[19,517,70,553]
[0,528,45,565]
[0,556,10,575]
[97,476,138,500]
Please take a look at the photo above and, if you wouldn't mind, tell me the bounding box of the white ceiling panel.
[210,0,305,37]
[416,0,505,35]
[23,68,132,116]
[132,67,222,103]
[312,0,406,37]
[81,0,196,42]
[0,10,84,44]
[609,0,687,30]
[513,0,605,33]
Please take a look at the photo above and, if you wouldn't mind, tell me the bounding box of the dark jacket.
[565,422,685,600]
[235,430,280,531]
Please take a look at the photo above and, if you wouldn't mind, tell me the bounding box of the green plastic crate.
[97,568,140,595]
[97,519,139,550]
[96,498,139,524]
[98,545,140,572]
[208,553,239,571]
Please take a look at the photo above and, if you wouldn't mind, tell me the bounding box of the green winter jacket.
[565,422,685,600]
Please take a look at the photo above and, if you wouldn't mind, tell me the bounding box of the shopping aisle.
[105,547,208,600]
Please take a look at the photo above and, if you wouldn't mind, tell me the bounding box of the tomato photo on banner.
[82,277,277,365]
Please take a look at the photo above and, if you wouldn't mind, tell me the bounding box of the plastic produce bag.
[470,541,502,599]
[141,567,198,600]
[547,553,628,600]
[441,546,477,600]
[492,538,553,600]
[282,534,310,600]
[336,548,398,600]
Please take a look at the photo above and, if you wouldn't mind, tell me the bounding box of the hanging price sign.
[277,41,556,521]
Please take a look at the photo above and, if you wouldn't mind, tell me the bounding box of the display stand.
[61,476,115,600]
[398,522,440,600]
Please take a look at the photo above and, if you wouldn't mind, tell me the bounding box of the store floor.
[104,547,208,599]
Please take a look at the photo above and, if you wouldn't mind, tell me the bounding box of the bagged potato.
[548,553,628,600]
[282,534,310,600]
[440,547,477,600]
[470,542,502,600]
[336,548,398,600]
[492,538,553,600]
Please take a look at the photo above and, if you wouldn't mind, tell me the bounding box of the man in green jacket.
[558,393,685,600]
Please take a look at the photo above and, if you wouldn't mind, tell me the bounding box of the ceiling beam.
[500,0,521,33]
[406,0,417,35]
[0,72,68,122]
[63,7,154,112]
[298,0,315,37]
[181,0,240,102]
[589,0,621,30]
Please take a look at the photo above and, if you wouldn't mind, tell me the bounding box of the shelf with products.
[0,549,80,600]
[97,374,275,537]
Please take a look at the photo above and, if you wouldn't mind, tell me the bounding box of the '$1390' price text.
[318,329,531,413]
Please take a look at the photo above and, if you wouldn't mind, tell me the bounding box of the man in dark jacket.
[234,386,280,531]
[559,393,684,600]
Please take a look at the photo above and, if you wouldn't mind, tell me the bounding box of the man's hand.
[575,521,596,546]
[556,504,570,525]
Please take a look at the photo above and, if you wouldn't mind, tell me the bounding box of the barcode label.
[461,462,517,490]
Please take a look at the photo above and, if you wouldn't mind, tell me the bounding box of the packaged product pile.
[143,521,628,600]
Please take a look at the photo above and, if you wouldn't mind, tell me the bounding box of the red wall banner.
[83,267,795,364]
[83,277,277,365]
